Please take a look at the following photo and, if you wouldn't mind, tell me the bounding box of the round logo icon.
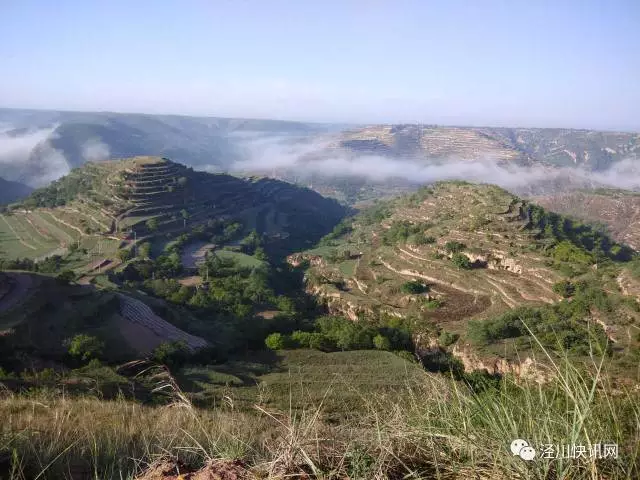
[511,439,536,461]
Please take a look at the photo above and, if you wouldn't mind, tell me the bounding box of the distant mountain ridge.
[335,124,640,169]
[1,108,639,195]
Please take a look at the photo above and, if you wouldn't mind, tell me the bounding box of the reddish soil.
[135,459,251,480]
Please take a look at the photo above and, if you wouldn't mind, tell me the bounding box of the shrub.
[445,241,465,254]
[401,280,428,294]
[439,331,459,347]
[423,298,443,309]
[152,341,190,368]
[265,333,287,350]
[373,334,392,351]
[117,248,133,262]
[146,218,159,232]
[56,269,76,283]
[66,334,104,362]
[451,253,472,269]
[552,280,575,298]
[407,232,435,246]
[137,242,151,259]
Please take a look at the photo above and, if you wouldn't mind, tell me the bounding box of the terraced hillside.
[0,272,208,367]
[290,182,640,380]
[3,156,346,265]
[336,125,640,168]
[534,189,640,250]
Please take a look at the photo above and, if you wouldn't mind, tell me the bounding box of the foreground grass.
[1,351,639,479]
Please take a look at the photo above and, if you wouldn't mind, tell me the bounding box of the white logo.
[511,439,536,461]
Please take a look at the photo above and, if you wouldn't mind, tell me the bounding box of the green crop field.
[177,349,426,418]
[0,213,61,259]
[215,249,264,268]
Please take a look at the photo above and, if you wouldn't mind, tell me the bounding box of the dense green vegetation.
[265,315,413,354]
[467,280,613,355]
[524,203,634,261]
[382,220,432,245]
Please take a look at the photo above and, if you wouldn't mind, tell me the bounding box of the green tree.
[152,341,190,368]
[146,218,159,232]
[138,242,151,259]
[265,332,286,350]
[401,280,428,294]
[445,241,466,254]
[552,280,575,298]
[451,252,472,269]
[373,334,391,351]
[67,334,104,362]
[117,248,132,262]
[254,246,268,261]
[56,269,76,284]
[180,209,190,220]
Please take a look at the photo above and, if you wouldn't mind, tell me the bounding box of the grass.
[0,214,59,259]
[1,344,639,479]
[176,350,427,417]
[215,249,264,268]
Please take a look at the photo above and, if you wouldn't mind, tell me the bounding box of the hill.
[533,189,640,249]
[289,181,640,381]
[0,156,347,269]
[336,124,640,169]
[0,177,32,204]
[0,108,333,187]
[3,108,639,203]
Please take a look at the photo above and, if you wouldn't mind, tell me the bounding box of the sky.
[0,0,639,130]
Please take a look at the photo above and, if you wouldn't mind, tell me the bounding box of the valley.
[1,153,639,479]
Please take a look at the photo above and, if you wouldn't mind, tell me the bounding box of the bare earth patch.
[136,458,251,480]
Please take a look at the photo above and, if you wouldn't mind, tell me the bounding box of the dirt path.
[181,241,215,269]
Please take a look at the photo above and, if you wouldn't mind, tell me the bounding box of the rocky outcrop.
[451,344,549,383]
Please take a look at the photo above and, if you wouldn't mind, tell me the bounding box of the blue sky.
[0,0,638,130]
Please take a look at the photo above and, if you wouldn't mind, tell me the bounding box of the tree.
[451,252,472,269]
[445,241,466,254]
[265,332,286,350]
[254,246,268,261]
[152,341,190,368]
[146,218,159,232]
[117,248,132,262]
[401,280,428,294]
[180,209,190,220]
[373,334,391,351]
[56,269,76,284]
[177,177,188,187]
[552,280,575,298]
[67,334,104,362]
[138,242,151,259]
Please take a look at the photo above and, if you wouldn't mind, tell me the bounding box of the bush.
[265,333,287,350]
[423,298,443,309]
[552,280,575,298]
[66,334,104,362]
[451,253,472,269]
[117,248,133,262]
[373,334,392,351]
[439,331,459,347]
[401,280,428,294]
[151,341,190,368]
[407,233,435,246]
[145,218,159,232]
[445,241,465,254]
[56,269,76,284]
